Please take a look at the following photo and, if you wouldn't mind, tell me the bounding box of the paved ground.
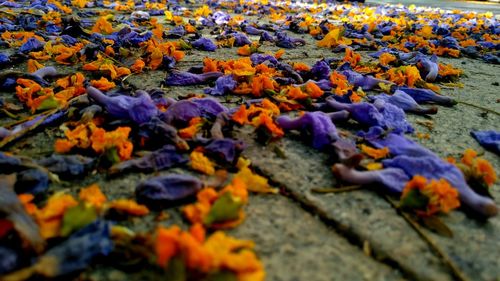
[366,0,500,14]
[1,1,499,281]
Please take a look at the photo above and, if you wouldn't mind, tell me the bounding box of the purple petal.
[398,87,456,106]
[369,90,438,115]
[471,130,500,155]
[110,145,188,174]
[164,71,223,86]
[192,37,217,52]
[204,75,237,96]
[135,174,203,209]
[332,164,410,193]
[276,112,338,150]
[40,220,112,277]
[86,87,158,124]
[203,138,246,164]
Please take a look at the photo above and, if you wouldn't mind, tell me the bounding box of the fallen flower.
[164,71,223,86]
[276,111,338,150]
[86,86,158,125]
[470,130,500,155]
[135,174,203,209]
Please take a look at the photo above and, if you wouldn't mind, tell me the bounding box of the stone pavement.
[1,2,499,281]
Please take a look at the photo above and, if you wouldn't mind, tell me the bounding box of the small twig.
[457,100,500,116]
[383,195,470,281]
[311,185,363,194]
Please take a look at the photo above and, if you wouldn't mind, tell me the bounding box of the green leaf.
[60,204,98,237]
[105,147,121,164]
[420,216,454,238]
[203,192,243,226]
[164,256,186,281]
[36,96,60,111]
[399,189,429,211]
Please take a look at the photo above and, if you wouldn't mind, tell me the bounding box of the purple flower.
[243,25,264,35]
[136,174,203,209]
[416,54,438,82]
[86,87,158,124]
[39,220,112,277]
[15,168,49,195]
[369,90,438,115]
[337,63,392,90]
[0,246,20,274]
[38,155,94,180]
[276,112,339,150]
[19,37,45,53]
[211,11,230,25]
[164,71,223,86]
[362,131,434,157]
[383,155,497,217]
[310,60,331,81]
[0,53,10,66]
[203,138,246,164]
[275,31,306,49]
[325,97,414,134]
[138,117,187,149]
[250,53,278,65]
[110,145,188,174]
[259,31,274,43]
[398,87,456,106]
[160,98,228,125]
[192,37,217,52]
[204,75,237,96]
[166,25,185,38]
[332,164,410,193]
[471,130,500,155]
[232,32,252,47]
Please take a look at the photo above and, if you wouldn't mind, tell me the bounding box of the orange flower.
[237,45,252,56]
[401,175,460,215]
[27,59,44,73]
[274,49,285,59]
[474,158,497,186]
[130,59,145,73]
[304,81,324,99]
[203,57,219,73]
[90,126,133,160]
[92,16,114,34]
[293,62,311,71]
[149,47,163,70]
[108,199,149,216]
[190,151,216,175]
[55,124,133,161]
[179,117,204,139]
[251,113,284,137]
[461,148,477,166]
[230,58,256,76]
[90,77,116,91]
[343,48,361,67]
[232,105,249,125]
[251,75,276,97]
[35,193,79,239]
[329,71,352,96]
[287,86,308,100]
[360,144,390,159]
[379,53,397,66]
[18,194,38,215]
[79,184,107,208]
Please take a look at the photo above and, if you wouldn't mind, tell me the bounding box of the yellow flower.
[79,184,107,208]
[190,151,216,175]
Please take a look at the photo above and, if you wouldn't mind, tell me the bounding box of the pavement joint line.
[249,163,421,281]
[383,195,471,281]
